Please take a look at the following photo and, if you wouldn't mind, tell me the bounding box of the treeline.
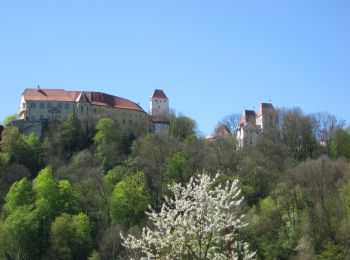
[0,109,349,259]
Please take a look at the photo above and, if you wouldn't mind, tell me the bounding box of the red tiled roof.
[216,125,231,135]
[151,89,168,99]
[240,110,256,125]
[22,88,145,112]
[256,103,275,117]
[23,88,80,102]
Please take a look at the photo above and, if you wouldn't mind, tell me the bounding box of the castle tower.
[150,89,169,116]
[256,103,276,131]
[150,89,169,138]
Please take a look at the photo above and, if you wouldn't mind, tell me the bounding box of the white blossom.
[121,172,255,259]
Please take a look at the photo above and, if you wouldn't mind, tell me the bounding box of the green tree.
[0,163,31,209]
[162,151,190,186]
[59,113,83,156]
[279,108,317,160]
[318,242,342,260]
[33,167,60,218]
[247,184,303,259]
[50,212,92,260]
[110,171,150,227]
[42,114,88,167]
[58,180,79,214]
[331,129,350,160]
[292,156,346,252]
[23,132,41,172]
[3,177,33,215]
[4,205,40,259]
[131,133,182,206]
[94,117,122,170]
[1,126,41,173]
[106,165,133,188]
[94,117,120,144]
[169,114,197,139]
[1,126,26,162]
[3,114,18,127]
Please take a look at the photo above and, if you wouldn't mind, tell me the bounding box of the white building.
[256,103,277,132]
[236,103,276,149]
[236,110,260,149]
[150,89,170,138]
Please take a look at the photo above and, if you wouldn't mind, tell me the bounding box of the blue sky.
[0,0,349,135]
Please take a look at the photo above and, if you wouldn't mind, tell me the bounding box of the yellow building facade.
[19,88,150,133]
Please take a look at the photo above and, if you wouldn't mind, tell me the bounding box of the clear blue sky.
[1,0,349,135]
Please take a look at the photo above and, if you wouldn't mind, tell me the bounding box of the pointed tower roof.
[256,103,275,117]
[240,110,256,126]
[151,89,168,99]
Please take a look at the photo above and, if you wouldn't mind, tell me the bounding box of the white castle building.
[236,103,276,149]
[150,89,170,138]
[15,87,170,138]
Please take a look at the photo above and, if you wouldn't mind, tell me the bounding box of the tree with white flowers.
[121,172,255,259]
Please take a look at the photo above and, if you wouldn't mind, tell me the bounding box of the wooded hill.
[0,109,350,259]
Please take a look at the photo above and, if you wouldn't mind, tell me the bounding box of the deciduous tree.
[110,171,150,227]
[121,173,254,259]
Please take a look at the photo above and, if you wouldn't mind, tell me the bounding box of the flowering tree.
[121,173,255,259]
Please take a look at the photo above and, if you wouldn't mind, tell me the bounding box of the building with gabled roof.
[236,103,276,149]
[205,124,231,142]
[256,103,277,131]
[18,87,150,135]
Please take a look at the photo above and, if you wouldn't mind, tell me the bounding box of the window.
[30,103,36,109]
[122,112,125,117]
[64,103,70,109]
[57,103,62,109]
[40,103,45,109]
[40,115,44,120]
[47,103,52,109]
[31,115,36,120]
[129,120,132,125]
[122,119,126,124]
[80,106,83,113]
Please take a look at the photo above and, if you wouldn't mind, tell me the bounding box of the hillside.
[0,109,350,259]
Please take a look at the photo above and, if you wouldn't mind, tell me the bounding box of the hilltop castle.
[16,87,170,137]
[236,103,277,149]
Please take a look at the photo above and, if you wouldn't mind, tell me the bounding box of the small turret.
[150,89,169,116]
[150,89,169,138]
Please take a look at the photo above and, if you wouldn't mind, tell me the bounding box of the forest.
[1,108,350,259]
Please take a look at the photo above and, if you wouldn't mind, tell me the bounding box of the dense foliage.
[0,110,349,259]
